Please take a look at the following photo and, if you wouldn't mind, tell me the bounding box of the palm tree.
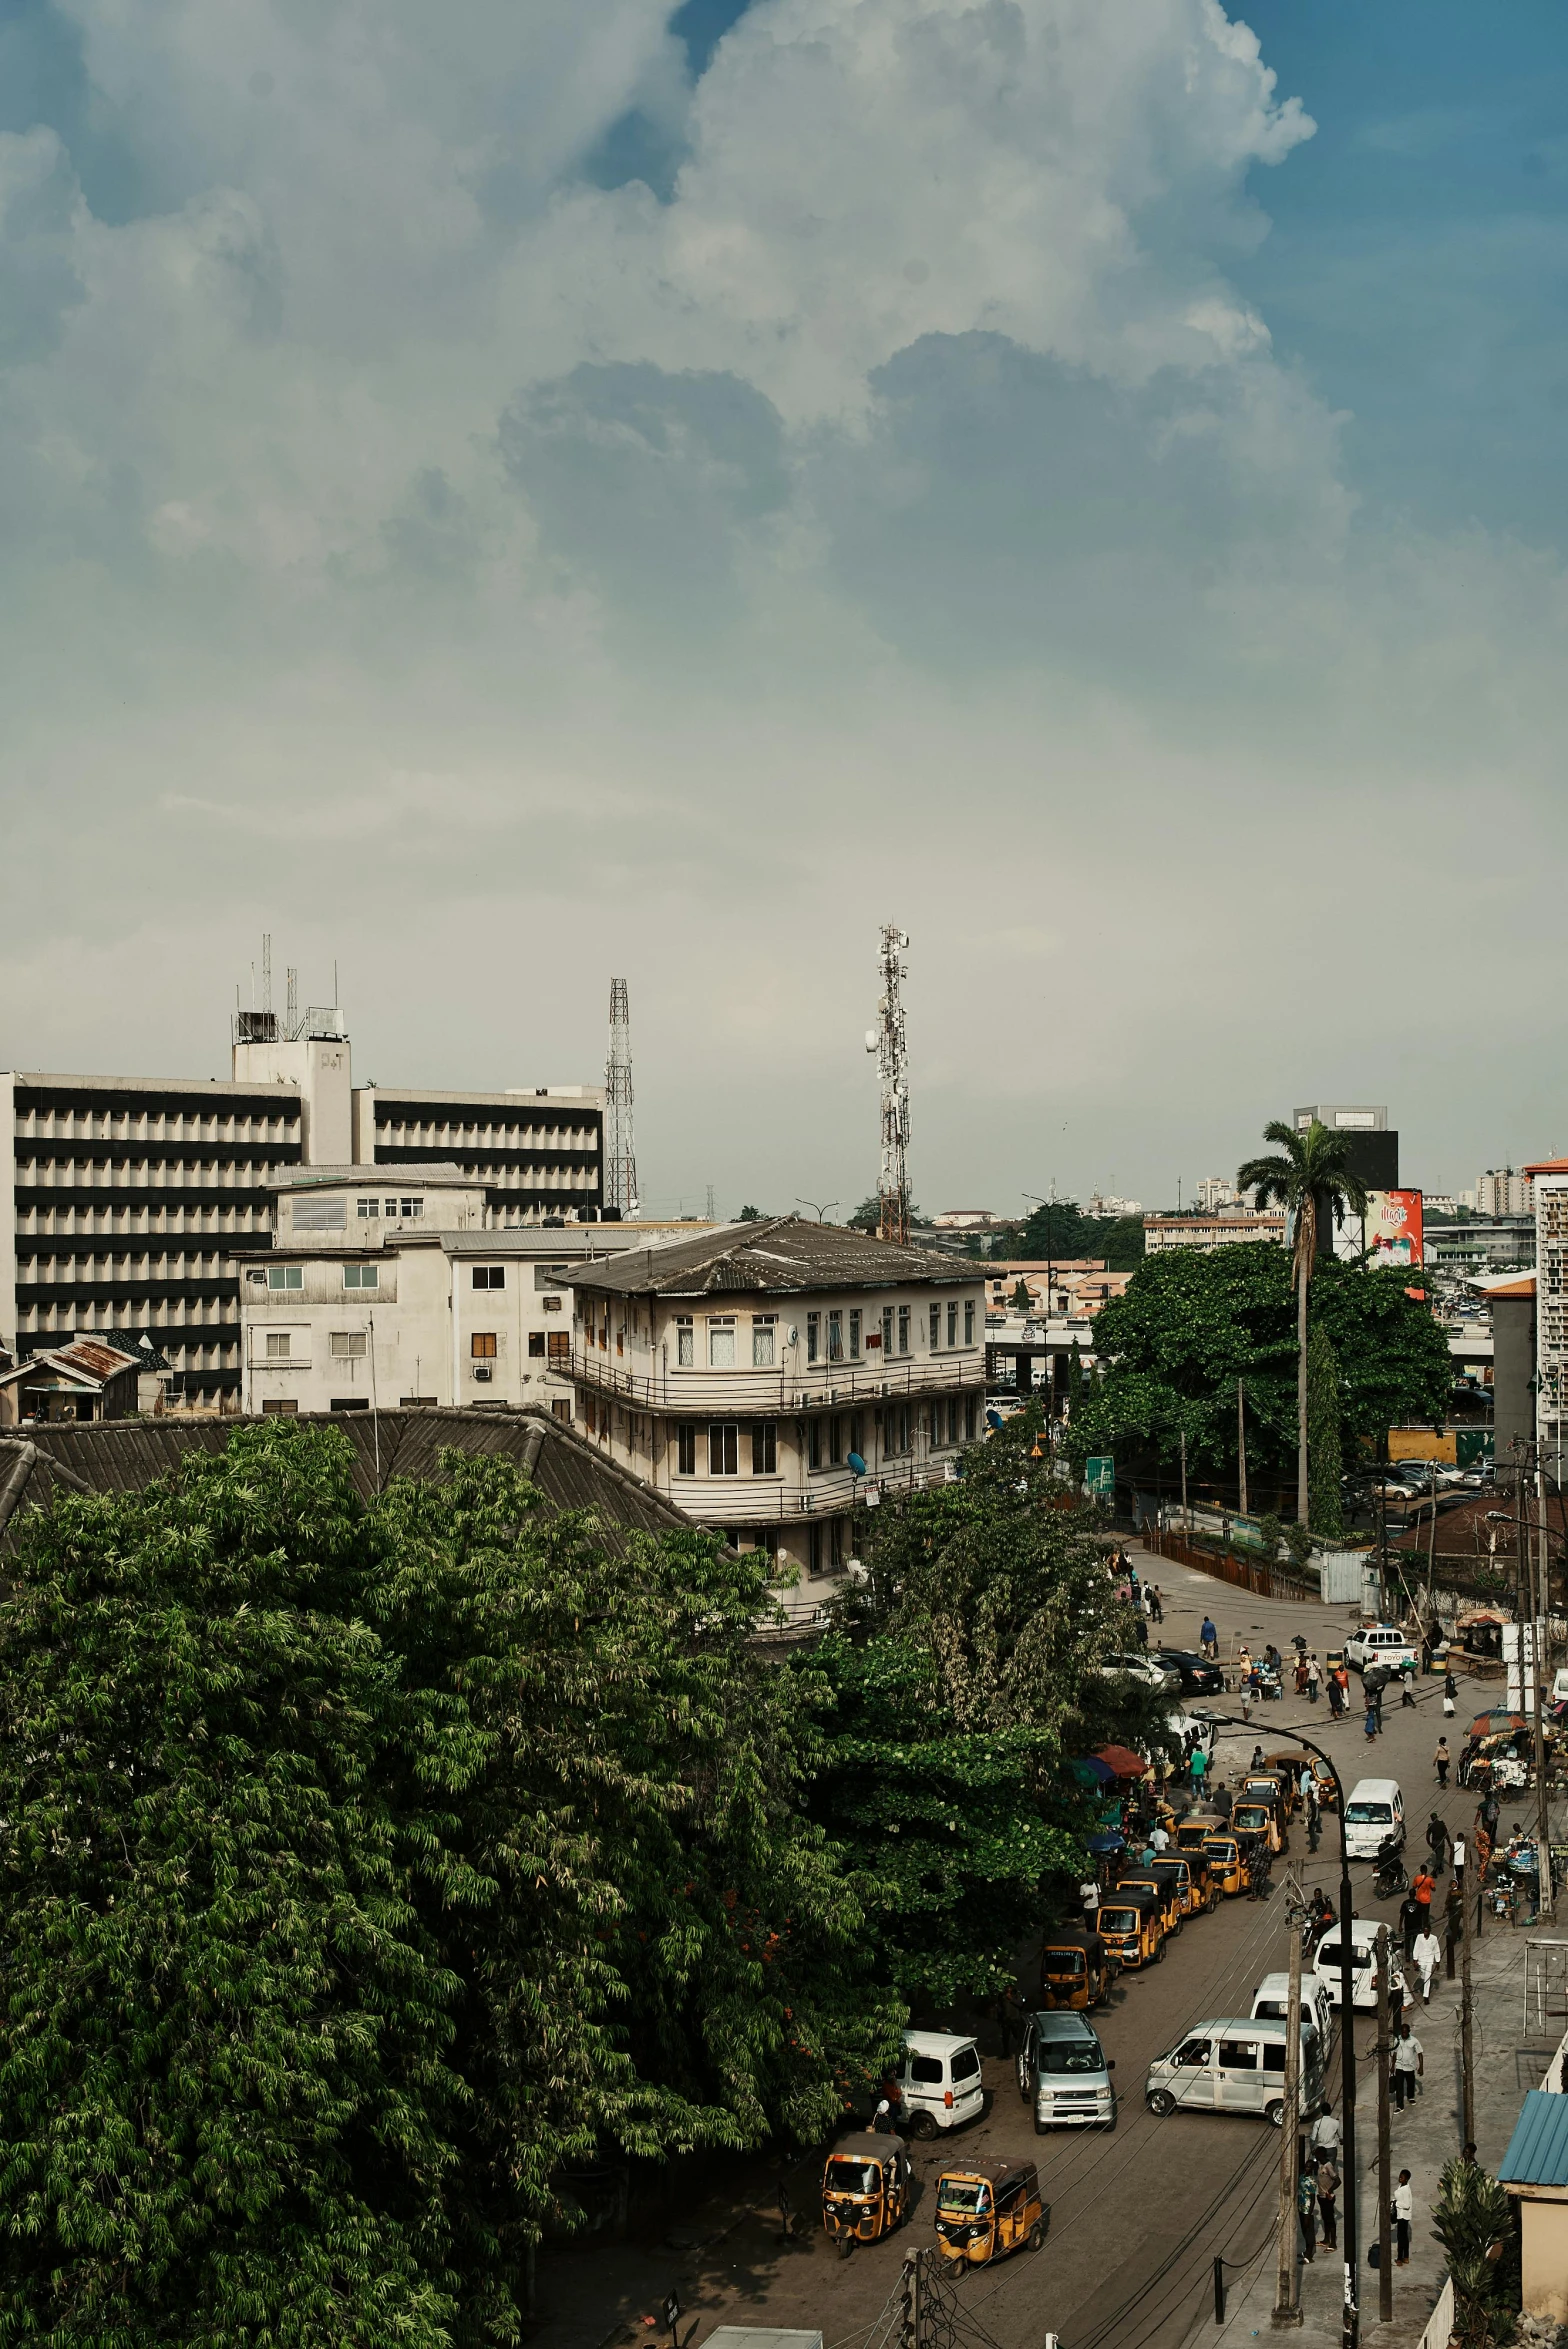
[1236,1120,1369,1525]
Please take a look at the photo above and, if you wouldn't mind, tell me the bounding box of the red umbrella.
[1467,1709,1529,1738]
[1094,1744,1149,1781]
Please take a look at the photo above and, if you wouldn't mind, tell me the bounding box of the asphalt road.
[551,1555,1491,2349]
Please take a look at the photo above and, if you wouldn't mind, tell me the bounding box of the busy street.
[537,1551,1540,2349]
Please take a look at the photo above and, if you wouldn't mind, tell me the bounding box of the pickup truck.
[1343,1623,1418,1675]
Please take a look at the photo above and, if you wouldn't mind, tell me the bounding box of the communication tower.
[866,925,911,1245]
[605,978,639,1218]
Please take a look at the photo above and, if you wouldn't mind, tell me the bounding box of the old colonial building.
[564,1218,987,1575]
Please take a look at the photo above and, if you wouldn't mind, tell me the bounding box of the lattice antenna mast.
[868,925,911,1246]
[605,978,639,1217]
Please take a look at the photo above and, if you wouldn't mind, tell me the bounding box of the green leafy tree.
[0,1425,899,2343]
[1011,1278,1033,1311]
[736,1203,766,1221]
[1431,2157,1516,2348]
[1307,1324,1345,1537]
[1071,1245,1448,1508]
[1008,1202,1145,1272]
[797,1412,1170,2005]
[1236,1119,1369,1522]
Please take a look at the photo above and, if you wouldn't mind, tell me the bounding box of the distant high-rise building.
[1475,1168,1535,1217]
[1292,1103,1399,1192]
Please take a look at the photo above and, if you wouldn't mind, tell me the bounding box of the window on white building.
[947,1301,958,1348]
[897,1305,910,1354]
[849,1309,861,1358]
[827,1309,843,1362]
[357,1199,380,1219]
[708,1422,739,1475]
[266,1266,303,1291]
[675,1316,695,1368]
[881,1306,894,1354]
[752,1421,777,1474]
[344,1265,379,1290]
[330,1331,366,1358]
[676,1422,697,1474]
[964,1300,975,1345]
[472,1266,505,1290]
[709,1318,737,1368]
[929,1302,940,1350]
[752,1316,776,1367]
[265,1332,291,1359]
[806,1311,820,1363]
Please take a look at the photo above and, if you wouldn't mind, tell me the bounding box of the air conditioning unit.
[472,1365,493,1383]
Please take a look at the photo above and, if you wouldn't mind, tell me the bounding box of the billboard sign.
[1084,1456,1115,1498]
[1335,1188,1423,1268]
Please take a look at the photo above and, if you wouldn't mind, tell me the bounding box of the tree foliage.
[0,1425,900,2344]
[1306,1324,1345,1537]
[794,1411,1169,2007]
[1430,2157,1517,2349]
[998,1201,1145,1272]
[1071,1244,1450,1493]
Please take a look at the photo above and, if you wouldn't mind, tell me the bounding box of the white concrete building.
[1528,1160,1568,1470]
[562,1218,987,1576]
[239,1164,702,1418]
[1142,1210,1286,1255]
[2,1004,607,1410]
[1476,1169,1536,1218]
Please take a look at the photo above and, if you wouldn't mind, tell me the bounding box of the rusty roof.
[567,1215,983,1299]
[0,1407,692,1558]
[0,1339,140,1391]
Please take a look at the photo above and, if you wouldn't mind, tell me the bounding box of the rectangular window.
[676,1422,697,1475]
[830,1517,845,1570]
[808,1418,823,1470]
[848,1309,861,1358]
[267,1265,303,1291]
[827,1309,843,1361]
[708,1422,739,1476]
[398,1199,424,1219]
[752,1421,777,1475]
[807,1311,820,1363]
[344,1265,379,1290]
[808,1522,824,1577]
[528,1331,545,1357]
[965,1394,978,1441]
[471,1332,497,1359]
[709,1318,736,1368]
[260,1397,299,1415]
[676,1318,695,1368]
[947,1301,958,1348]
[264,1332,291,1360]
[585,1395,598,1436]
[829,1414,844,1466]
[357,1198,380,1219]
[552,1398,572,1423]
[472,1266,505,1290]
[330,1331,366,1358]
[881,1306,894,1354]
[752,1316,776,1367]
[547,1331,570,1362]
[929,1303,940,1350]
[964,1300,975,1345]
[898,1305,910,1354]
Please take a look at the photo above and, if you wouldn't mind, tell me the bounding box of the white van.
[1251,1972,1335,2051]
[1313,1918,1408,2012]
[1145,2016,1325,2126]
[895,2030,985,2136]
[1342,1777,1404,1860]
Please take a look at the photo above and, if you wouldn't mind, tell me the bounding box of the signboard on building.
[1084,1456,1115,1498]
[1336,1189,1423,1269]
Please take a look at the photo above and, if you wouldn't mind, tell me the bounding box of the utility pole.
[869,926,911,1247]
[1375,1926,1393,2323]
[1273,1872,1305,2326]
[1458,1837,1475,2148]
[1180,1428,1189,1536]
[900,2248,922,2349]
[1239,1378,1250,1518]
[1537,1454,1556,1918]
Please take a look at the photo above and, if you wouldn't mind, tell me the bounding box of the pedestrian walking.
[1391,2024,1423,2112]
[1298,2164,1318,2261]
[1401,1669,1417,1710]
[1428,1815,1451,1877]
[1307,1653,1321,1703]
[1365,1702,1379,1742]
[1150,1822,1170,1853]
[1371,1669,1388,1729]
[1079,1876,1100,1922]
[1201,1614,1218,1659]
[1310,2108,1342,2165]
[1150,1585,1165,1625]
[1315,2158,1339,2249]
[1328,1670,1344,1720]
[1393,2171,1414,2266]
[1189,1742,1209,1798]
[1412,1925,1441,2002]
[1412,1865,1435,1924]
[1481,1789,1502,1841]
[1398,1891,1423,1960]
[1214,1781,1232,1820]
[1435,1738,1451,1787]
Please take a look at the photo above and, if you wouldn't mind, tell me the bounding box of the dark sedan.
[1152,1649,1227,1696]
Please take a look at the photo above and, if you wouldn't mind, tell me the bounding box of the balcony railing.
[660,1455,957,1522]
[566,1347,983,1412]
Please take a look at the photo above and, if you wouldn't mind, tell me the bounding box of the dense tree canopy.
[796,1409,1167,2006]
[1070,1244,1451,1501]
[0,1426,900,2344]
[1000,1201,1146,1272]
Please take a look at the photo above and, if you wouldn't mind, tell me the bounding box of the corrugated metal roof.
[1,1408,689,1559]
[568,1215,983,1299]
[1499,2091,1568,2187]
[0,1339,140,1391]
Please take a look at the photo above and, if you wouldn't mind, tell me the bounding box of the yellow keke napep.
[1200,1830,1247,1897]
[1176,1812,1226,1859]
[1095,1885,1164,1969]
[1230,1798,1285,1857]
[1114,1867,1184,1941]
[821,2137,909,2258]
[1038,1926,1115,2011]
[934,2156,1048,2269]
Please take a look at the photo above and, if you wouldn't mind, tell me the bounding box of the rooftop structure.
[1142,1211,1286,1256]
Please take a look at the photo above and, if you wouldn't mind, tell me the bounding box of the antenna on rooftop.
[262,933,272,1015]
[605,978,640,1218]
[867,924,911,1246]
[285,966,298,1039]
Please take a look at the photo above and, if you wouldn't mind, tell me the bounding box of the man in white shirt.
[1080,1879,1100,1920]
[1392,2023,1423,2111]
[1310,2108,1342,2164]
[1393,2170,1414,2265]
[1150,1823,1170,1853]
[1412,1926,1442,2002]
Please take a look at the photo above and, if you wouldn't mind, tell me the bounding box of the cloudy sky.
[1,0,1565,1217]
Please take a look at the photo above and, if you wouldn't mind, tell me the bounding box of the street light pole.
[1209,1715,1358,2349]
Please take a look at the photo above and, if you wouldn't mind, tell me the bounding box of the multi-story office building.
[1527,1160,1568,1468]
[1142,1211,1286,1256]
[563,1218,987,1576]
[1291,1104,1399,1192]
[2,1007,606,1410]
[1474,1169,1536,1218]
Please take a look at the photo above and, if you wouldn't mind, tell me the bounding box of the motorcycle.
[1374,1854,1411,1899]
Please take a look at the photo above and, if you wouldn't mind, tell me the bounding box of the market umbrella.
[1071,1756,1117,1787]
[1094,1744,1149,1781]
[1467,1709,1529,1738]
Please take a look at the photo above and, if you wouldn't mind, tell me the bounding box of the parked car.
[894,2031,985,2137]
[1097,1652,1181,1695]
[1016,2010,1116,2132]
[1153,1649,1226,1696]
[1145,2016,1325,2126]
